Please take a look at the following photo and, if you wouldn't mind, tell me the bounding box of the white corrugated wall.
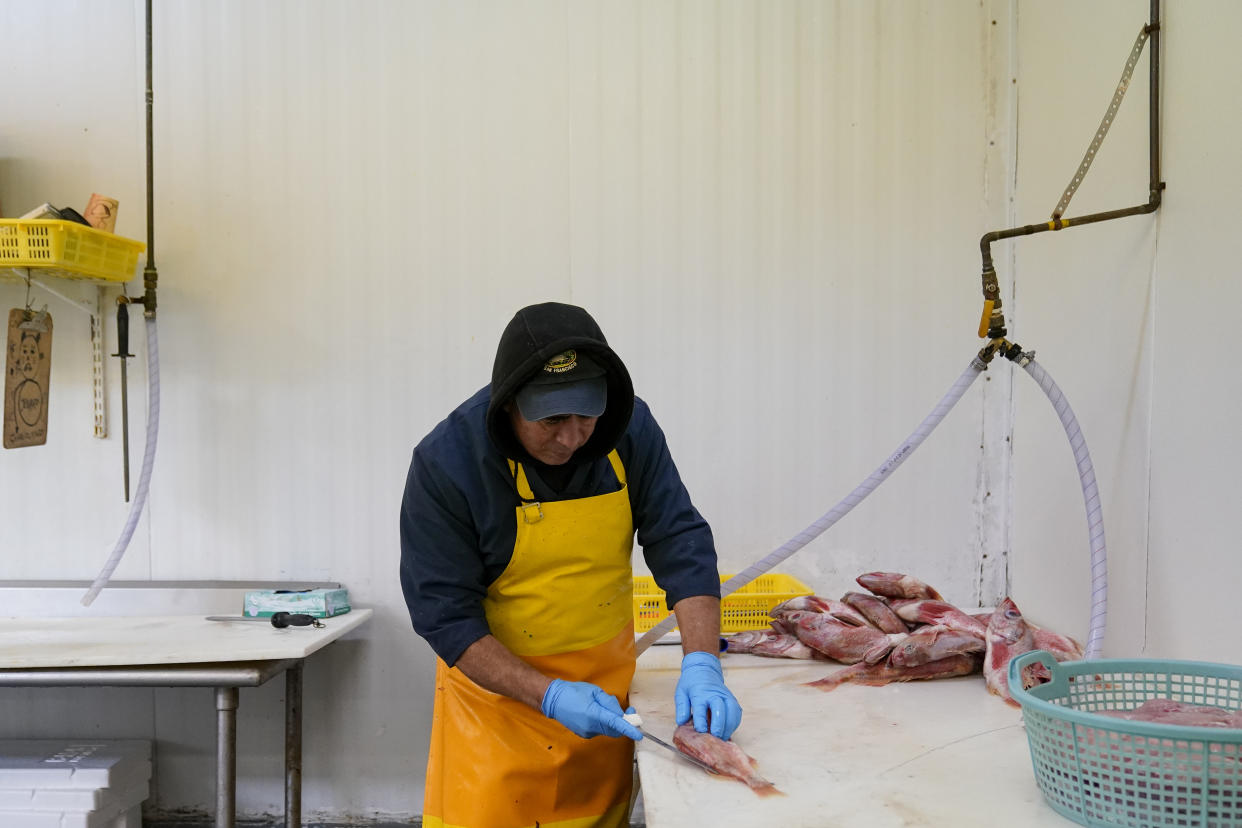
[0,0,1236,820]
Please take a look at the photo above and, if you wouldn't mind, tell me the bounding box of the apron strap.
[507,451,626,526]
[506,458,543,524]
[605,449,626,486]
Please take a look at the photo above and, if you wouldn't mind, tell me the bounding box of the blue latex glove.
[675,651,743,740]
[541,679,643,741]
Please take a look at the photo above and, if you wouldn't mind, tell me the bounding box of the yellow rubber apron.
[423,450,637,828]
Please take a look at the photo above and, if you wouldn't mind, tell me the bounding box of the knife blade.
[621,712,718,775]
[638,727,718,775]
[205,613,324,628]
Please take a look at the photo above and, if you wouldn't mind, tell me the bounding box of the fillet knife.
[622,713,717,774]
[639,728,718,774]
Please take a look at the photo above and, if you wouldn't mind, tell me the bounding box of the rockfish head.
[724,630,768,654]
[769,595,833,616]
[987,598,1034,648]
[984,597,1038,704]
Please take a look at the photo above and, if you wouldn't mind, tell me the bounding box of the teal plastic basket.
[1010,651,1242,828]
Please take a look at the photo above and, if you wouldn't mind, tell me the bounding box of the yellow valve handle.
[978,300,995,338]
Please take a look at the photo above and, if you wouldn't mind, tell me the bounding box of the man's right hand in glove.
[541,679,643,740]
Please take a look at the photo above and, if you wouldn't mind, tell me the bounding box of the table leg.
[285,660,304,828]
[215,686,239,828]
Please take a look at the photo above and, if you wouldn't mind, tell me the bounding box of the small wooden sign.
[4,308,53,449]
[84,193,119,233]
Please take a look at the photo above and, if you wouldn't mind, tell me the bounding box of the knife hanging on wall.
[112,297,133,501]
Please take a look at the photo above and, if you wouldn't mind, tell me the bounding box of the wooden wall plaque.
[4,308,53,449]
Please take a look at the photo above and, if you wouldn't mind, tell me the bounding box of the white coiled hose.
[635,352,1109,662]
[81,316,160,606]
[1020,355,1107,660]
[635,356,989,654]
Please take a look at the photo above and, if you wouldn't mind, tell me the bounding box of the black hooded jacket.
[399,303,721,666]
[486,302,634,465]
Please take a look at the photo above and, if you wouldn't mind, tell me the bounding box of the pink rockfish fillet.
[983,598,1038,706]
[782,610,905,665]
[841,591,909,634]
[672,724,783,797]
[770,595,871,627]
[724,629,823,660]
[806,653,981,691]
[893,600,988,639]
[887,624,986,669]
[856,571,945,601]
[1096,698,1242,728]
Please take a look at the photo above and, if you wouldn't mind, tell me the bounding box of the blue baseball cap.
[514,350,608,421]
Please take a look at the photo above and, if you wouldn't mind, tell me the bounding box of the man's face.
[508,406,598,466]
[18,336,38,378]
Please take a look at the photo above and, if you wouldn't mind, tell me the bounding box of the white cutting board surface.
[632,645,1070,828]
[0,609,372,668]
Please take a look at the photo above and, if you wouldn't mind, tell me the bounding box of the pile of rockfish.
[724,571,1083,705]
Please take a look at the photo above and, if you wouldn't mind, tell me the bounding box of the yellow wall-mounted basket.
[0,220,146,283]
[633,573,813,633]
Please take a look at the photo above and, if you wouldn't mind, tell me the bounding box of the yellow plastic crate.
[632,573,813,633]
[0,220,145,283]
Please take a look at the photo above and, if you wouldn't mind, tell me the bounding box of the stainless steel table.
[0,609,373,828]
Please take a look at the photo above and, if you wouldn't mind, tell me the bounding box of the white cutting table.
[0,608,372,828]
[632,643,1072,828]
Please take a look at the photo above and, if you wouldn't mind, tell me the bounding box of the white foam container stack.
[0,740,151,828]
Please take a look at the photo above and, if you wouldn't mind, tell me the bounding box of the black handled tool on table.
[205,612,325,629]
[113,297,134,502]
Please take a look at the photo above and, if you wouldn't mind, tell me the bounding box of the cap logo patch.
[543,350,579,374]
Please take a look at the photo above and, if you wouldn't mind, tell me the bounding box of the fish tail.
[804,674,847,691]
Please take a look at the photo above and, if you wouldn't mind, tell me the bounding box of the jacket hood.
[487,302,634,464]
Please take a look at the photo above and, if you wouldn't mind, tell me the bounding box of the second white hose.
[81,316,161,606]
[1020,355,1108,660]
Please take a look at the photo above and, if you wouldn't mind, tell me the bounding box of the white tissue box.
[243,587,351,618]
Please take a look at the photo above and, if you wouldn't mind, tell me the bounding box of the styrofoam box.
[0,768,148,810]
[0,740,150,792]
[0,741,151,826]
[2,777,147,828]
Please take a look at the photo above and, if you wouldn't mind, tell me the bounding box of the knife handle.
[113,299,134,359]
[270,612,323,628]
